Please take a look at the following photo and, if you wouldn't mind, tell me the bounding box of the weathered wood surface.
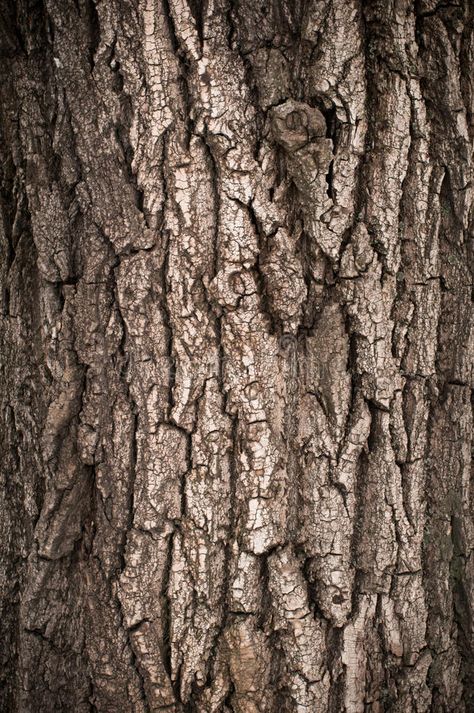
[0,1,473,711]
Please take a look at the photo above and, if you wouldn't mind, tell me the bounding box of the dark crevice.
[161,239,175,420]
[110,252,139,578]
[222,681,236,712]
[187,0,207,48]
[325,158,334,200]
[85,0,100,72]
[123,620,152,713]
[246,199,279,334]
[309,97,339,143]
[162,0,196,142]
[114,119,147,224]
[161,530,175,681]
[201,134,221,280]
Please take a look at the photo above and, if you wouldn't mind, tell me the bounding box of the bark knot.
[270,99,327,152]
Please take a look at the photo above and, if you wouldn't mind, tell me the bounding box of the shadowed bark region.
[0,0,473,711]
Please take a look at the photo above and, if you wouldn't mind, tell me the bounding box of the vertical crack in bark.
[161,528,175,682]
[159,132,176,422]
[246,198,279,334]
[201,136,221,281]
[85,0,100,72]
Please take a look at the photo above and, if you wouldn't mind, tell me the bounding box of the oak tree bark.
[1,0,473,711]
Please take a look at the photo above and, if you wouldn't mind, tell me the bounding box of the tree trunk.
[1,1,473,711]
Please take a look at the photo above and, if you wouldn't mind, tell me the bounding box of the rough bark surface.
[1,1,473,711]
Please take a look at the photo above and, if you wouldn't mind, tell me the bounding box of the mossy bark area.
[1,1,473,711]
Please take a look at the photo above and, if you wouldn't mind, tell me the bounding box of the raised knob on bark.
[270,99,327,152]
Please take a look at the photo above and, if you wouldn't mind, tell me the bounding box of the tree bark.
[1,1,473,711]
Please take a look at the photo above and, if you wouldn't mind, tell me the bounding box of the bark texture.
[1,1,473,711]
